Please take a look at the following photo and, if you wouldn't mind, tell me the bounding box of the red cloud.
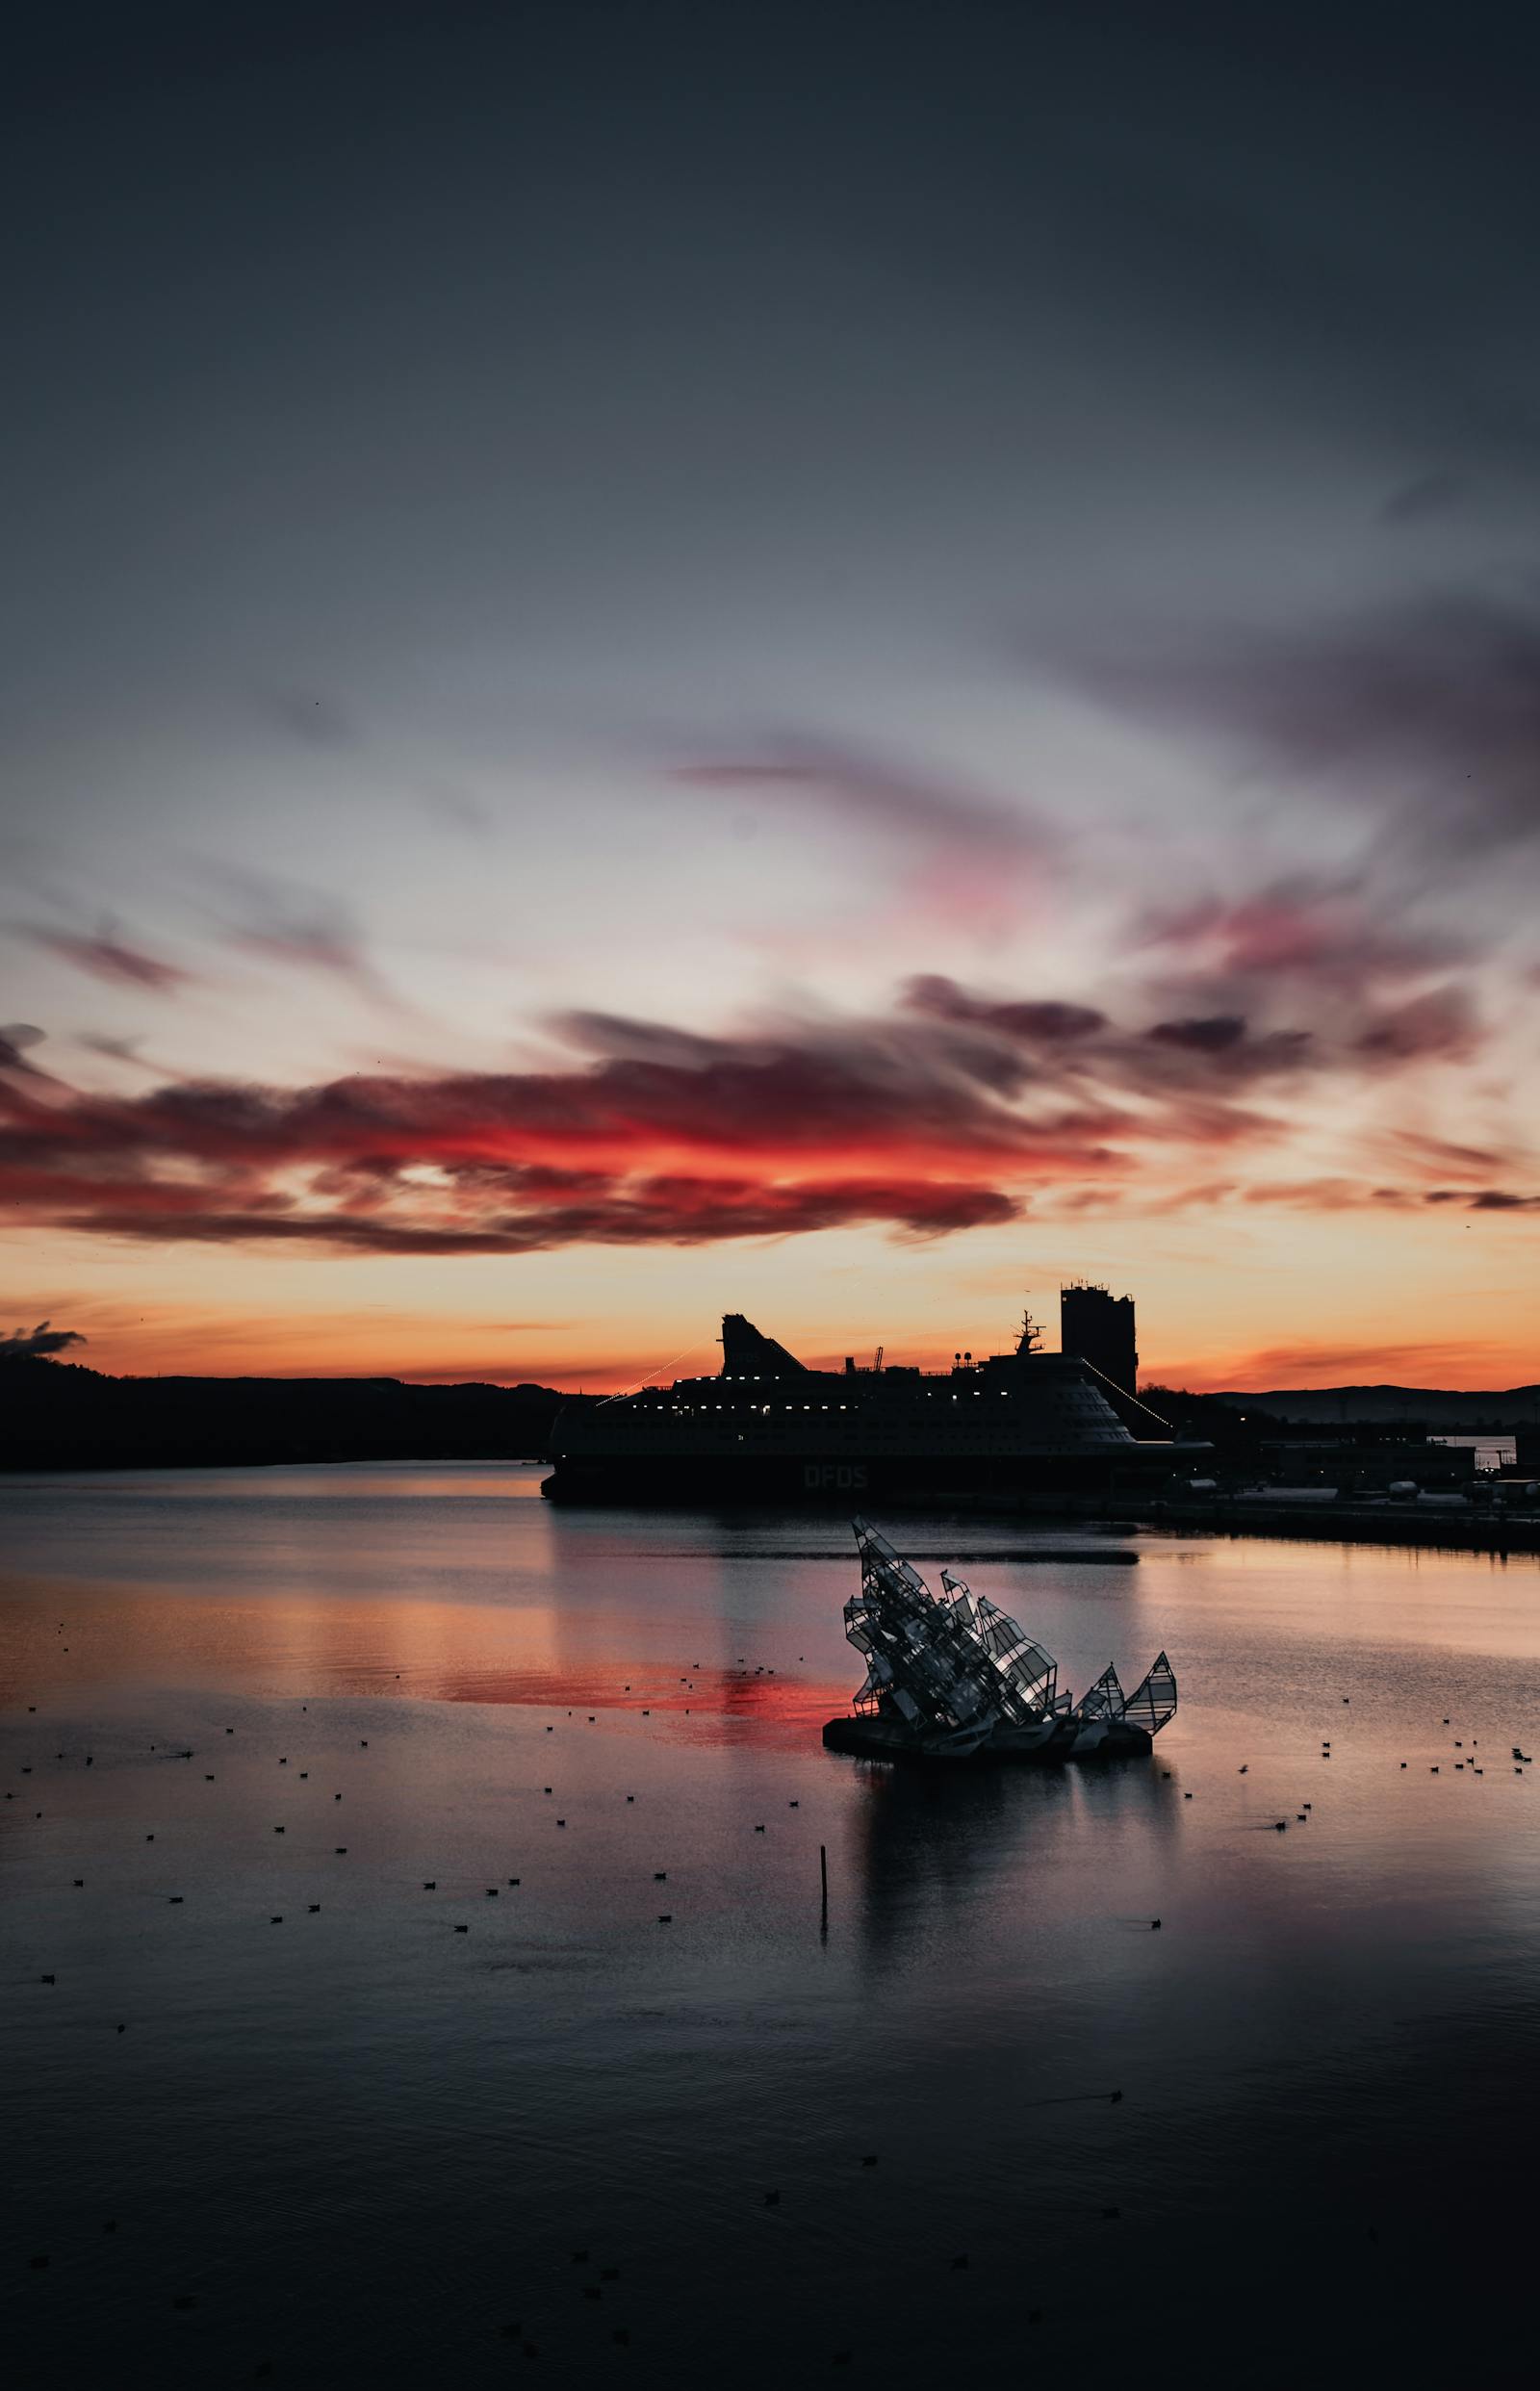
[59,1175,1020,1253]
[1352,986,1478,1063]
[0,982,1522,1257]
[0,1007,1069,1253]
[1133,879,1461,990]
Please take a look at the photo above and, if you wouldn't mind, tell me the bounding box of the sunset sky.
[4,1,1539,1392]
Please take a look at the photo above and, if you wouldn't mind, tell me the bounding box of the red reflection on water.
[422,1661,846,1742]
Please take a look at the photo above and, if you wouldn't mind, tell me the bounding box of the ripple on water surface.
[3,1465,1538,2384]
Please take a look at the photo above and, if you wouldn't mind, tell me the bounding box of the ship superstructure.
[543,1307,1182,1506]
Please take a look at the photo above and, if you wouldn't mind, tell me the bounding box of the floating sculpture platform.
[822,1519,1176,1764]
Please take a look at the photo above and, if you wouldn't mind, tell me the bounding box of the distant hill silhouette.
[1138,1387,1285,1457]
[1203,1384,1540,1429]
[10,1350,1533,1473]
[0,1353,597,1471]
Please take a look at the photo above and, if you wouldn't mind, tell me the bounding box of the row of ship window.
[641,1393,1029,1410]
[642,1396,1108,1412]
[650,1396,1110,1407]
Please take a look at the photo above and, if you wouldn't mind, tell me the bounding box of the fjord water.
[4,1467,1537,2385]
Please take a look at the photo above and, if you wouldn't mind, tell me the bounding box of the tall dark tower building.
[1060,1282,1139,1396]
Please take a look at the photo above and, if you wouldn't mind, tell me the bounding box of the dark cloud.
[1219,1179,1540,1216]
[1139,1019,1321,1090]
[1351,986,1479,1063]
[1115,883,1486,1080]
[673,734,1051,864]
[1131,876,1467,995]
[1,1319,86,1359]
[1063,591,1540,861]
[192,864,386,991]
[1,1024,48,1073]
[20,925,192,990]
[905,973,1412,1095]
[60,1175,1020,1255]
[905,978,1106,1041]
[79,1035,160,1073]
[1149,1016,1248,1052]
[552,1014,727,1069]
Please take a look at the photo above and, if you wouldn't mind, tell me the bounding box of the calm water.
[4,1466,1538,2384]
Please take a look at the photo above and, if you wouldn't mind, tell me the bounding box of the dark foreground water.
[4,1466,1538,2386]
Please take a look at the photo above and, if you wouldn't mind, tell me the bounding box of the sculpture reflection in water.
[823,1518,1177,1763]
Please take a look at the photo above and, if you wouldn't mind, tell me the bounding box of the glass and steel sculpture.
[1121,1652,1178,1735]
[825,1519,1177,1761]
[841,1522,1025,1755]
[1065,1652,1177,1752]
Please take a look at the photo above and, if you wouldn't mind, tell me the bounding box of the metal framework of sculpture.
[824,1518,1177,1762]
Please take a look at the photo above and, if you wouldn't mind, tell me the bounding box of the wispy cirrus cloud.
[189,863,396,998]
[1129,875,1467,995]
[1059,588,1540,863]
[16,923,194,991]
[671,732,1054,866]
[1385,1129,1508,1177]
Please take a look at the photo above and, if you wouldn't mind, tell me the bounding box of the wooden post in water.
[819,1843,829,1937]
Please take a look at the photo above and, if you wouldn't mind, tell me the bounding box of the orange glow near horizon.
[5,1230,1536,1423]
[7,8,1540,1437]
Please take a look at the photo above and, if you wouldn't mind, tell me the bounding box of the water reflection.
[847,1758,1072,1971]
[4,1465,1540,2385]
[844,1746,1195,1979]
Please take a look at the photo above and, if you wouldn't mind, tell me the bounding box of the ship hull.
[541,1451,1166,1506]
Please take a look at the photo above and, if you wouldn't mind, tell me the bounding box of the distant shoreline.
[5,1446,1536,1557]
[1142,1497,1540,1556]
[0,1353,594,1474]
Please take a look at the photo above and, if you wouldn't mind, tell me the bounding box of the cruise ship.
[542,1308,1185,1506]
